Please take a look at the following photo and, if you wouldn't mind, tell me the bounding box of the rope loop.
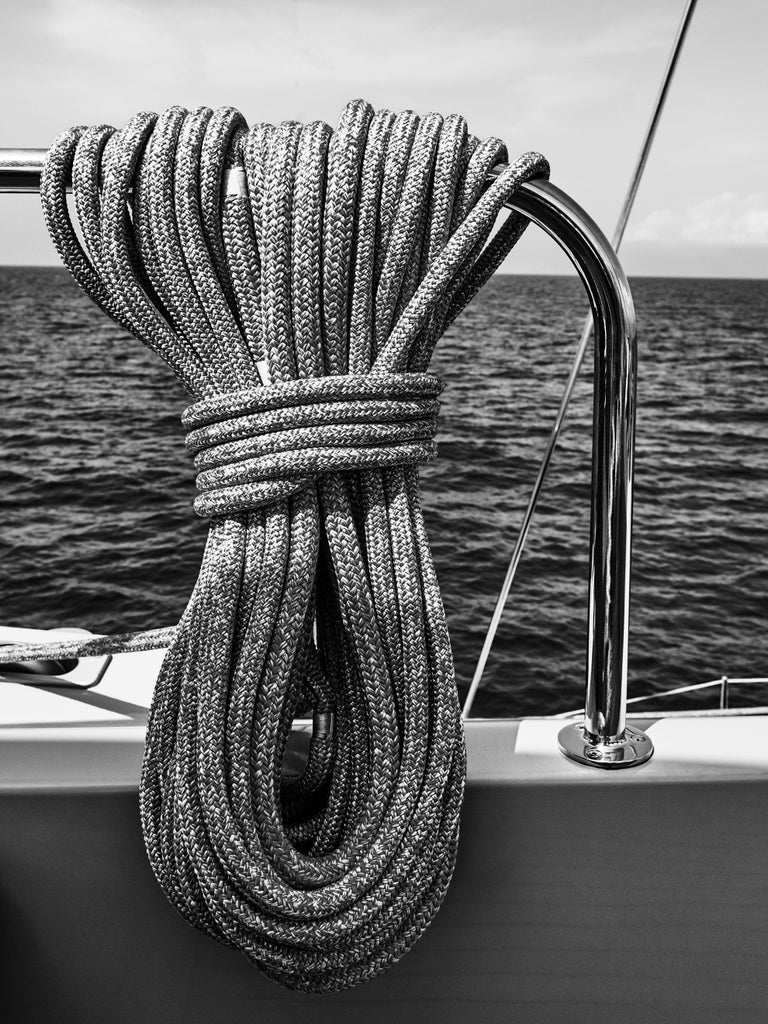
[41,98,548,992]
[184,371,444,516]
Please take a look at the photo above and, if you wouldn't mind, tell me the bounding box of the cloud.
[627,193,768,247]
[4,0,767,278]
[29,0,672,129]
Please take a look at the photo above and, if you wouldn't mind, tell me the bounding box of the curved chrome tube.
[0,150,652,767]
[504,178,651,767]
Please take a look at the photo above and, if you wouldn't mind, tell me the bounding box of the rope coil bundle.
[41,100,548,992]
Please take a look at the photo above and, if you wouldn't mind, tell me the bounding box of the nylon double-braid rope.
[39,100,548,992]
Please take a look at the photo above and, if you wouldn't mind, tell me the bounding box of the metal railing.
[461,0,699,770]
[0,150,651,767]
[556,676,768,718]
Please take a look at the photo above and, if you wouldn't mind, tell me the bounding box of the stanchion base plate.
[558,723,654,769]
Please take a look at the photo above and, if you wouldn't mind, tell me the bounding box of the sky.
[1,0,766,277]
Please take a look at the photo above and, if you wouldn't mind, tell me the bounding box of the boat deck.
[2,650,767,1023]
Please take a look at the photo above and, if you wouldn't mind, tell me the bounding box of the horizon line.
[2,264,765,282]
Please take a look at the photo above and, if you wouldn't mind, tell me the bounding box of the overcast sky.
[1,0,766,276]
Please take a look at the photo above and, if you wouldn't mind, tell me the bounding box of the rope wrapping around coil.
[185,371,444,516]
[40,100,548,992]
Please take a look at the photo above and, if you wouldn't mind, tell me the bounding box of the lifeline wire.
[39,100,547,992]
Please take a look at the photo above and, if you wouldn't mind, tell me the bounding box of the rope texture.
[40,100,547,992]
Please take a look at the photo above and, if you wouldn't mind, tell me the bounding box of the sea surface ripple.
[1,268,766,716]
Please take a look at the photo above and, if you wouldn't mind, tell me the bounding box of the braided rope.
[38,100,548,992]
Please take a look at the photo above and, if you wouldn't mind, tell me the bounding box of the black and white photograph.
[1,0,766,1020]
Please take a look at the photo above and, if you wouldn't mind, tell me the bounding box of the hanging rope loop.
[185,371,443,516]
[41,98,548,992]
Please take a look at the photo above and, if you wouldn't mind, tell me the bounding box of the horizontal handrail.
[554,676,768,718]
[0,149,51,191]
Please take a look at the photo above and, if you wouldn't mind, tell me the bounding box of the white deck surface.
[2,643,767,789]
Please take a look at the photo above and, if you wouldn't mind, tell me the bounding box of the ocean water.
[1,268,766,716]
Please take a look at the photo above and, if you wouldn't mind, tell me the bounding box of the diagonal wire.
[462,0,699,718]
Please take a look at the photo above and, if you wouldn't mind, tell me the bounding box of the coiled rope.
[38,100,547,992]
